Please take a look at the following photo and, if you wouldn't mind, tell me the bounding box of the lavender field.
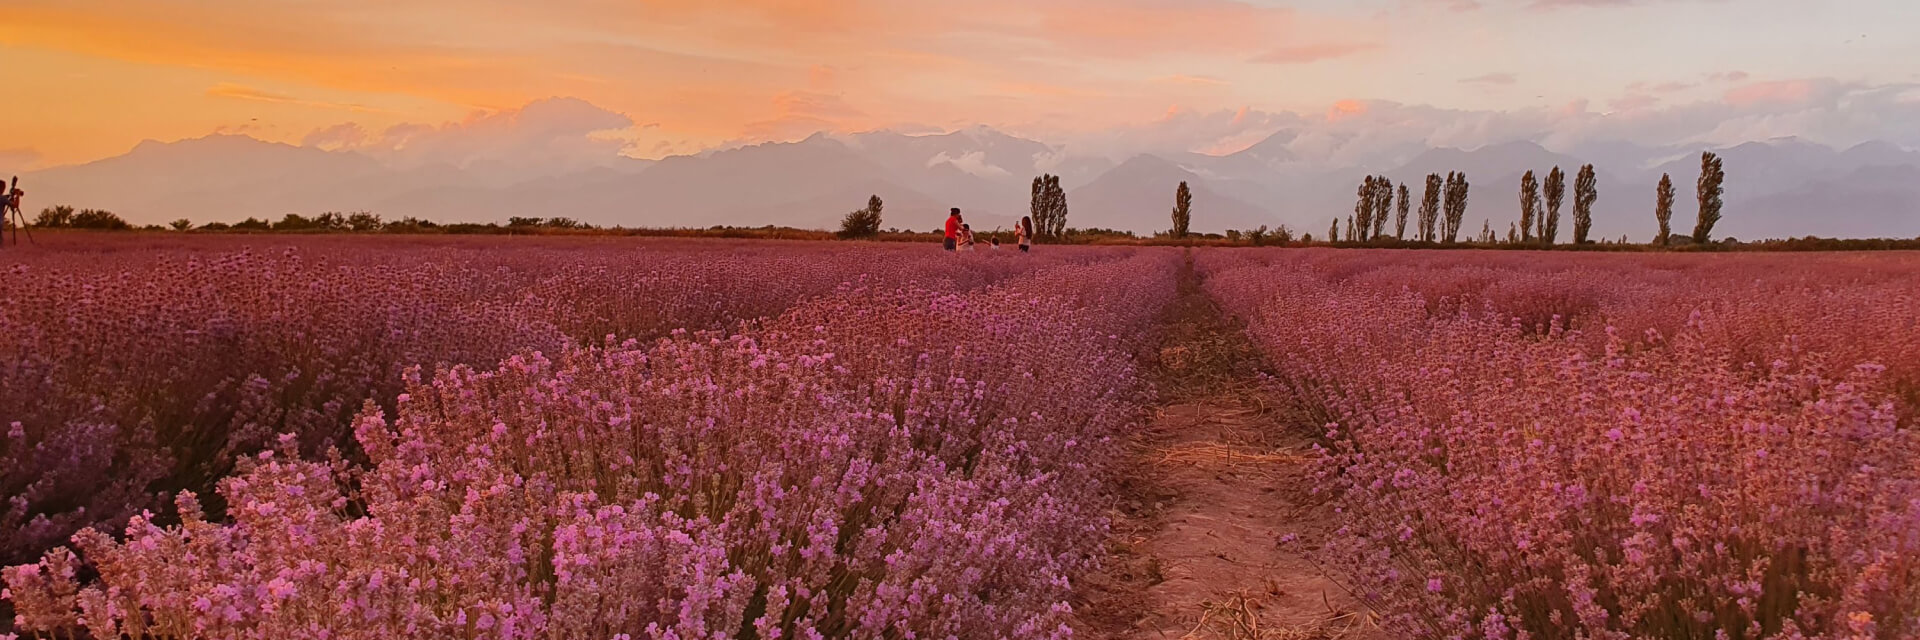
[3,237,1918,639]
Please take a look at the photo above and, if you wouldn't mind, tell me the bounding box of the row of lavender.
[0,236,1097,566]
[1202,249,1920,639]
[4,242,1178,638]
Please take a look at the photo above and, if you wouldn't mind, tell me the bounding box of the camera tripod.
[4,175,31,246]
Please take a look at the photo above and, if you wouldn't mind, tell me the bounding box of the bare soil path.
[1075,253,1381,640]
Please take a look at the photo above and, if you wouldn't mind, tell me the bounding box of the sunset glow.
[4,0,1916,171]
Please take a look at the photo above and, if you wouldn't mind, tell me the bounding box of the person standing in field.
[1017,216,1033,253]
[943,208,962,252]
[958,223,976,251]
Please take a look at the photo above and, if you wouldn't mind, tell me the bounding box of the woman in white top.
[1016,216,1033,253]
[958,224,976,251]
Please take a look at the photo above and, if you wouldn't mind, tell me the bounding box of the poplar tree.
[1654,173,1675,245]
[1694,152,1725,243]
[1519,170,1540,243]
[1572,164,1597,244]
[1171,181,1192,238]
[1419,174,1442,242]
[1394,184,1411,240]
[1541,166,1565,245]
[1443,172,1469,243]
[1030,176,1048,234]
[1372,176,1393,240]
[1355,177,1375,242]
[1029,174,1069,238]
[837,194,884,238]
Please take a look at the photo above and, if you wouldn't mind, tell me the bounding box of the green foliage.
[383,217,438,233]
[1442,172,1469,243]
[1029,174,1068,238]
[1655,173,1675,246]
[1519,170,1539,243]
[70,209,131,230]
[315,212,348,230]
[169,219,193,231]
[1354,176,1375,242]
[1330,218,1339,244]
[506,216,589,231]
[1371,177,1392,240]
[233,217,271,231]
[34,205,75,228]
[274,213,320,231]
[1542,166,1565,245]
[1695,152,1725,243]
[1420,174,1442,242]
[1171,181,1192,238]
[347,211,384,232]
[1572,164,1598,244]
[838,194,884,238]
[1394,184,1410,240]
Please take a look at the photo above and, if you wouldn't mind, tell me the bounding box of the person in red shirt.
[942,208,962,251]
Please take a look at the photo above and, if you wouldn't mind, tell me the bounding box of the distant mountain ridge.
[23,128,1920,240]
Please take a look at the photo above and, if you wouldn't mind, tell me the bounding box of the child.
[958,224,976,251]
[990,237,1001,250]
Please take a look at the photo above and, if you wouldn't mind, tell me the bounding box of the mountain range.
[20,127,1920,241]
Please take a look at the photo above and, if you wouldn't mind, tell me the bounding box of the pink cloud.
[206,83,385,113]
[1725,79,1821,106]
[1327,99,1369,121]
[1460,73,1518,86]
[1156,74,1231,87]
[1609,94,1659,111]
[1249,42,1379,64]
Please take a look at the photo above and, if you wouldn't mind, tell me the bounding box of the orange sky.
[2,0,1915,170]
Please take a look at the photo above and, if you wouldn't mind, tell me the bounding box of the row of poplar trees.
[1522,152,1725,246]
[1341,151,1727,246]
[1337,173,1471,243]
[1516,165,1598,245]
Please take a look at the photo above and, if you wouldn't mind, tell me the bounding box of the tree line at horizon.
[1322,151,1729,247]
[3,152,1893,249]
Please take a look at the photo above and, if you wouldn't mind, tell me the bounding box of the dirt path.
[1075,253,1380,639]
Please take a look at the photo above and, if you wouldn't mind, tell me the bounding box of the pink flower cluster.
[4,241,1177,639]
[1203,249,1920,639]
[0,237,1079,567]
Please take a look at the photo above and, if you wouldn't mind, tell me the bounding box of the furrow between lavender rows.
[1197,249,1920,639]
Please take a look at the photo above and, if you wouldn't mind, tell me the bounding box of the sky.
[2,0,1918,172]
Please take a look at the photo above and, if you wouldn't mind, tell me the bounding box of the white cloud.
[1043,80,1920,168]
[927,150,1011,178]
[302,97,638,177]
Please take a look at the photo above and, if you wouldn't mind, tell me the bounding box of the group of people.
[941,208,1032,253]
